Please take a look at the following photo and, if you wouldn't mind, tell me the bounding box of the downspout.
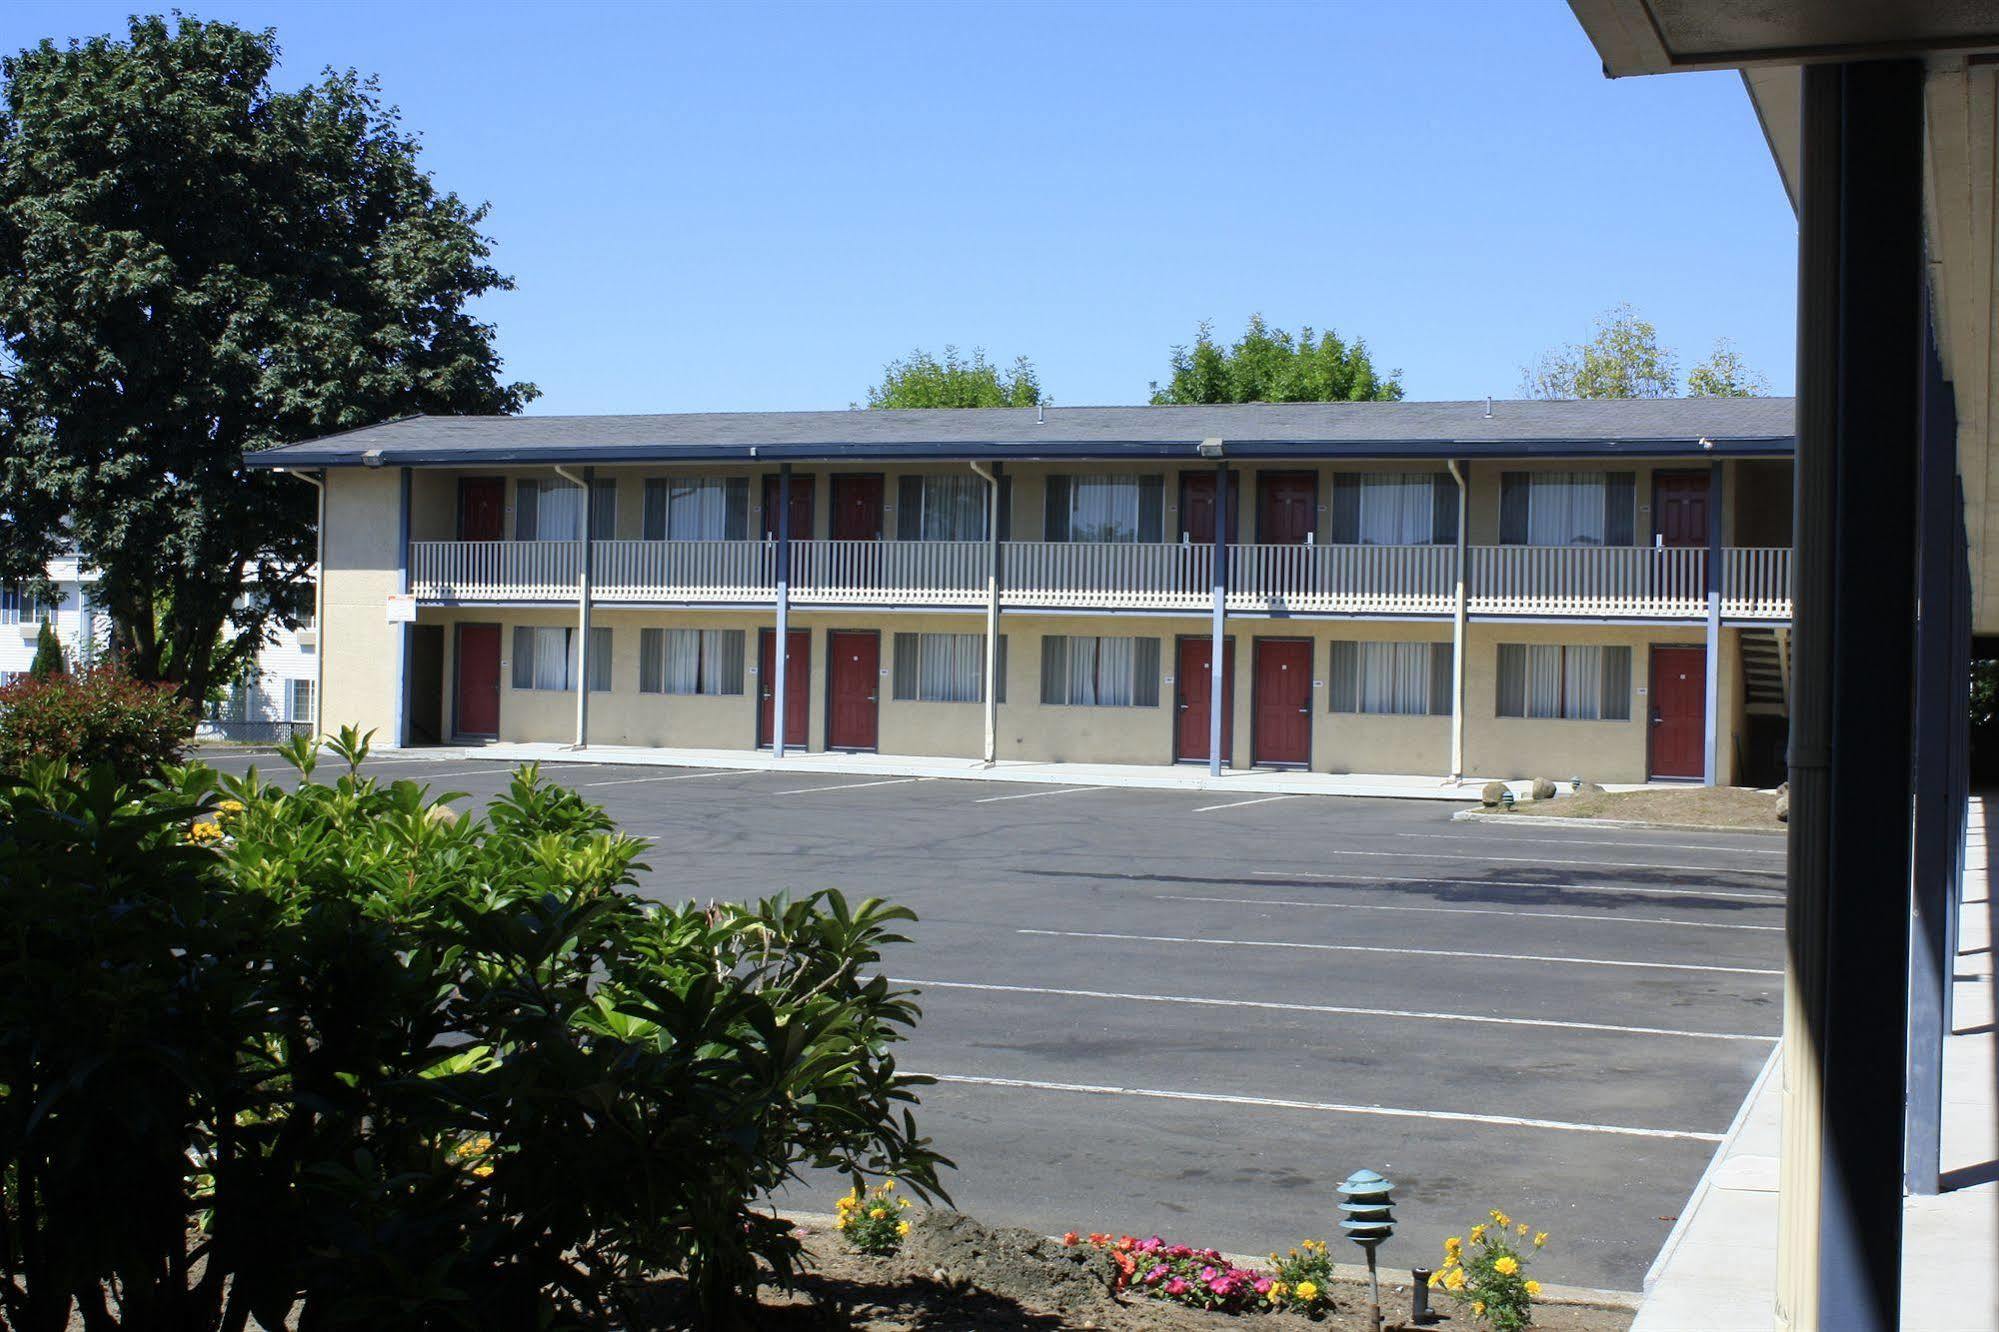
[1448,460,1468,782]
[278,467,326,739]
[554,464,592,749]
[971,460,1002,765]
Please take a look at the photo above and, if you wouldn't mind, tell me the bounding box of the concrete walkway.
[411,741,1659,802]
[1633,798,1998,1330]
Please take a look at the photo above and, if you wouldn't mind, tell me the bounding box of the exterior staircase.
[1740,627,1789,716]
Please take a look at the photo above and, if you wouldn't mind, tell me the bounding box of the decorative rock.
[1578,781,1606,797]
[1776,792,1789,823]
[1481,781,1507,807]
[1530,777,1558,802]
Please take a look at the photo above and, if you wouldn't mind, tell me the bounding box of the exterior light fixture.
[1500,788,1516,810]
[1197,438,1225,459]
[362,448,386,468]
[1339,1169,1396,1332]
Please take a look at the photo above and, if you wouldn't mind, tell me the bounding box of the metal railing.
[406,539,1792,620]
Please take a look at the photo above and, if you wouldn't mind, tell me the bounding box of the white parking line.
[1017,928,1784,977]
[1397,831,1785,856]
[914,1072,1725,1143]
[772,777,927,796]
[893,978,1775,1042]
[580,770,741,788]
[1252,869,1785,904]
[1166,894,1783,932]
[1334,846,1786,878]
[973,787,1095,804]
[1192,795,1300,813]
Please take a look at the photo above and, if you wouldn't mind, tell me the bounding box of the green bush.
[0,664,193,778]
[28,620,63,679]
[0,728,946,1330]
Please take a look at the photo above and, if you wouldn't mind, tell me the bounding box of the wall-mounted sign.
[386,593,417,623]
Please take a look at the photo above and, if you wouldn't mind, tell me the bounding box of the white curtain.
[543,482,586,542]
[664,629,702,693]
[1070,476,1140,543]
[1563,645,1604,720]
[1357,476,1433,545]
[918,633,983,702]
[1526,473,1606,547]
[1524,643,1562,718]
[1358,641,1430,714]
[1095,636,1135,707]
[1066,635,1099,705]
[530,626,570,691]
[922,477,988,542]
[669,479,729,540]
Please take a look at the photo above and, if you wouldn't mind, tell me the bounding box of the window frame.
[1038,634,1161,708]
[639,626,746,696]
[1494,642,1633,721]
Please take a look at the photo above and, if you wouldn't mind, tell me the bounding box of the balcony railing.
[407,539,1792,620]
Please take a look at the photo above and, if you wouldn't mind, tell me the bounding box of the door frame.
[1646,643,1707,780]
[1250,636,1315,769]
[1172,632,1236,764]
[450,620,503,740]
[1650,469,1713,546]
[823,628,882,753]
[830,472,887,541]
[756,626,811,750]
[761,474,816,540]
[1177,468,1239,544]
[1254,470,1321,544]
[456,476,508,541]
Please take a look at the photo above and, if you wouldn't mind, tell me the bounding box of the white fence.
[407,539,1792,620]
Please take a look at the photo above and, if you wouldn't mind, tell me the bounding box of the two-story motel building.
[248,397,1795,786]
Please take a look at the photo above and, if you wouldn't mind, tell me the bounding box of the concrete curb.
[1639,1042,1783,1295]
[1451,808,1785,836]
[779,1209,1641,1312]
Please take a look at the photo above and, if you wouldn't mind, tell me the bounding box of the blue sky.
[2,2,1797,413]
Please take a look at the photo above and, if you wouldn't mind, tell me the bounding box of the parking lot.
[201,746,1786,1292]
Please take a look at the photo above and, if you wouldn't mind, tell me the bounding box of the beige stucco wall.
[321,467,405,743]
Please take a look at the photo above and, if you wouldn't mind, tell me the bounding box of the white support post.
[555,464,594,750]
[1448,460,1468,780]
[773,462,791,758]
[390,466,411,749]
[972,461,1002,764]
[1704,459,1723,786]
[1209,459,1229,778]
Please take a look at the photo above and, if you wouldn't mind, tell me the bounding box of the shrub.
[0,728,946,1330]
[1430,1209,1547,1331]
[1266,1237,1336,1314]
[29,620,63,679]
[0,663,193,778]
[835,1180,912,1255]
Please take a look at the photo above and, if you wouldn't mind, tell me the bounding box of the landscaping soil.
[1494,785,1781,830]
[642,1213,1637,1331]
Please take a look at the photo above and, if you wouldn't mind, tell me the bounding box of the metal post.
[773,462,792,758]
[1776,59,1925,1332]
[974,461,1003,765]
[391,466,411,748]
[1449,460,1469,780]
[556,464,594,749]
[1704,459,1723,786]
[1209,461,1229,778]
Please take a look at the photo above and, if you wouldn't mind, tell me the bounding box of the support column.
[1209,460,1229,778]
[1776,59,1925,1332]
[570,466,595,749]
[1449,460,1469,780]
[978,461,1003,765]
[773,462,792,758]
[390,466,411,749]
[1703,459,1723,786]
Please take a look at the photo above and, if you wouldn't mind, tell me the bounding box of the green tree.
[1149,315,1403,404]
[27,619,60,679]
[1521,303,1681,399]
[865,346,1042,407]
[0,15,535,711]
[1686,338,1770,397]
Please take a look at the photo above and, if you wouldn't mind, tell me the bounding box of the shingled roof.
[247,397,1796,468]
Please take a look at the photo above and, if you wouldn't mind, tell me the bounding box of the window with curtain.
[1494,643,1632,720]
[1328,475,1455,545]
[890,632,1001,702]
[1327,641,1453,715]
[1039,635,1160,706]
[509,626,612,691]
[1043,475,1164,543]
[0,585,39,625]
[288,679,315,723]
[643,477,750,540]
[895,475,990,541]
[639,627,745,695]
[515,479,617,541]
[1497,472,1636,547]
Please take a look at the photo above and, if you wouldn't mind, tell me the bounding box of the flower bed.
[1066,1232,1332,1316]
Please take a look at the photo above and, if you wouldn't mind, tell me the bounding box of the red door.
[757,628,810,748]
[1257,472,1319,544]
[761,476,816,540]
[1654,473,1711,547]
[1650,647,1706,779]
[831,475,885,541]
[826,631,880,750]
[454,623,502,737]
[1175,636,1235,764]
[1179,471,1239,544]
[458,478,506,541]
[1252,639,1313,767]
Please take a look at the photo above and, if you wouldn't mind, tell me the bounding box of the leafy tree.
[865,346,1042,407]
[1521,303,1681,400]
[0,15,535,711]
[1686,338,1770,397]
[1149,315,1403,404]
[27,619,61,679]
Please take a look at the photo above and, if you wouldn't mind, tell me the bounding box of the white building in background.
[0,558,319,741]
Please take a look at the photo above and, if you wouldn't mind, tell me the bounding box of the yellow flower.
[1470,1223,1488,1242]
[1534,1232,1548,1248]
[471,1163,494,1178]
[870,1207,888,1219]
[1294,1281,1319,1303]
[897,1220,910,1236]
[1445,1235,1463,1255]
[1444,1268,1467,1292]
[186,820,223,844]
[1427,1271,1442,1289]
[882,1180,894,1191]
[1491,1209,1511,1229]
[1269,1282,1288,1299]
[1473,1300,1486,1316]
[1518,1223,1530,1236]
[1524,1280,1542,1297]
[898,1197,910,1209]
[1494,1255,1520,1276]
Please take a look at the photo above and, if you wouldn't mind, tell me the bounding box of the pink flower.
[1199,1266,1217,1281]
[1144,1264,1169,1284]
[1209,1277,1233,1295]
[1254,1277,1273,1294]
[1165,1278,1187,1296]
